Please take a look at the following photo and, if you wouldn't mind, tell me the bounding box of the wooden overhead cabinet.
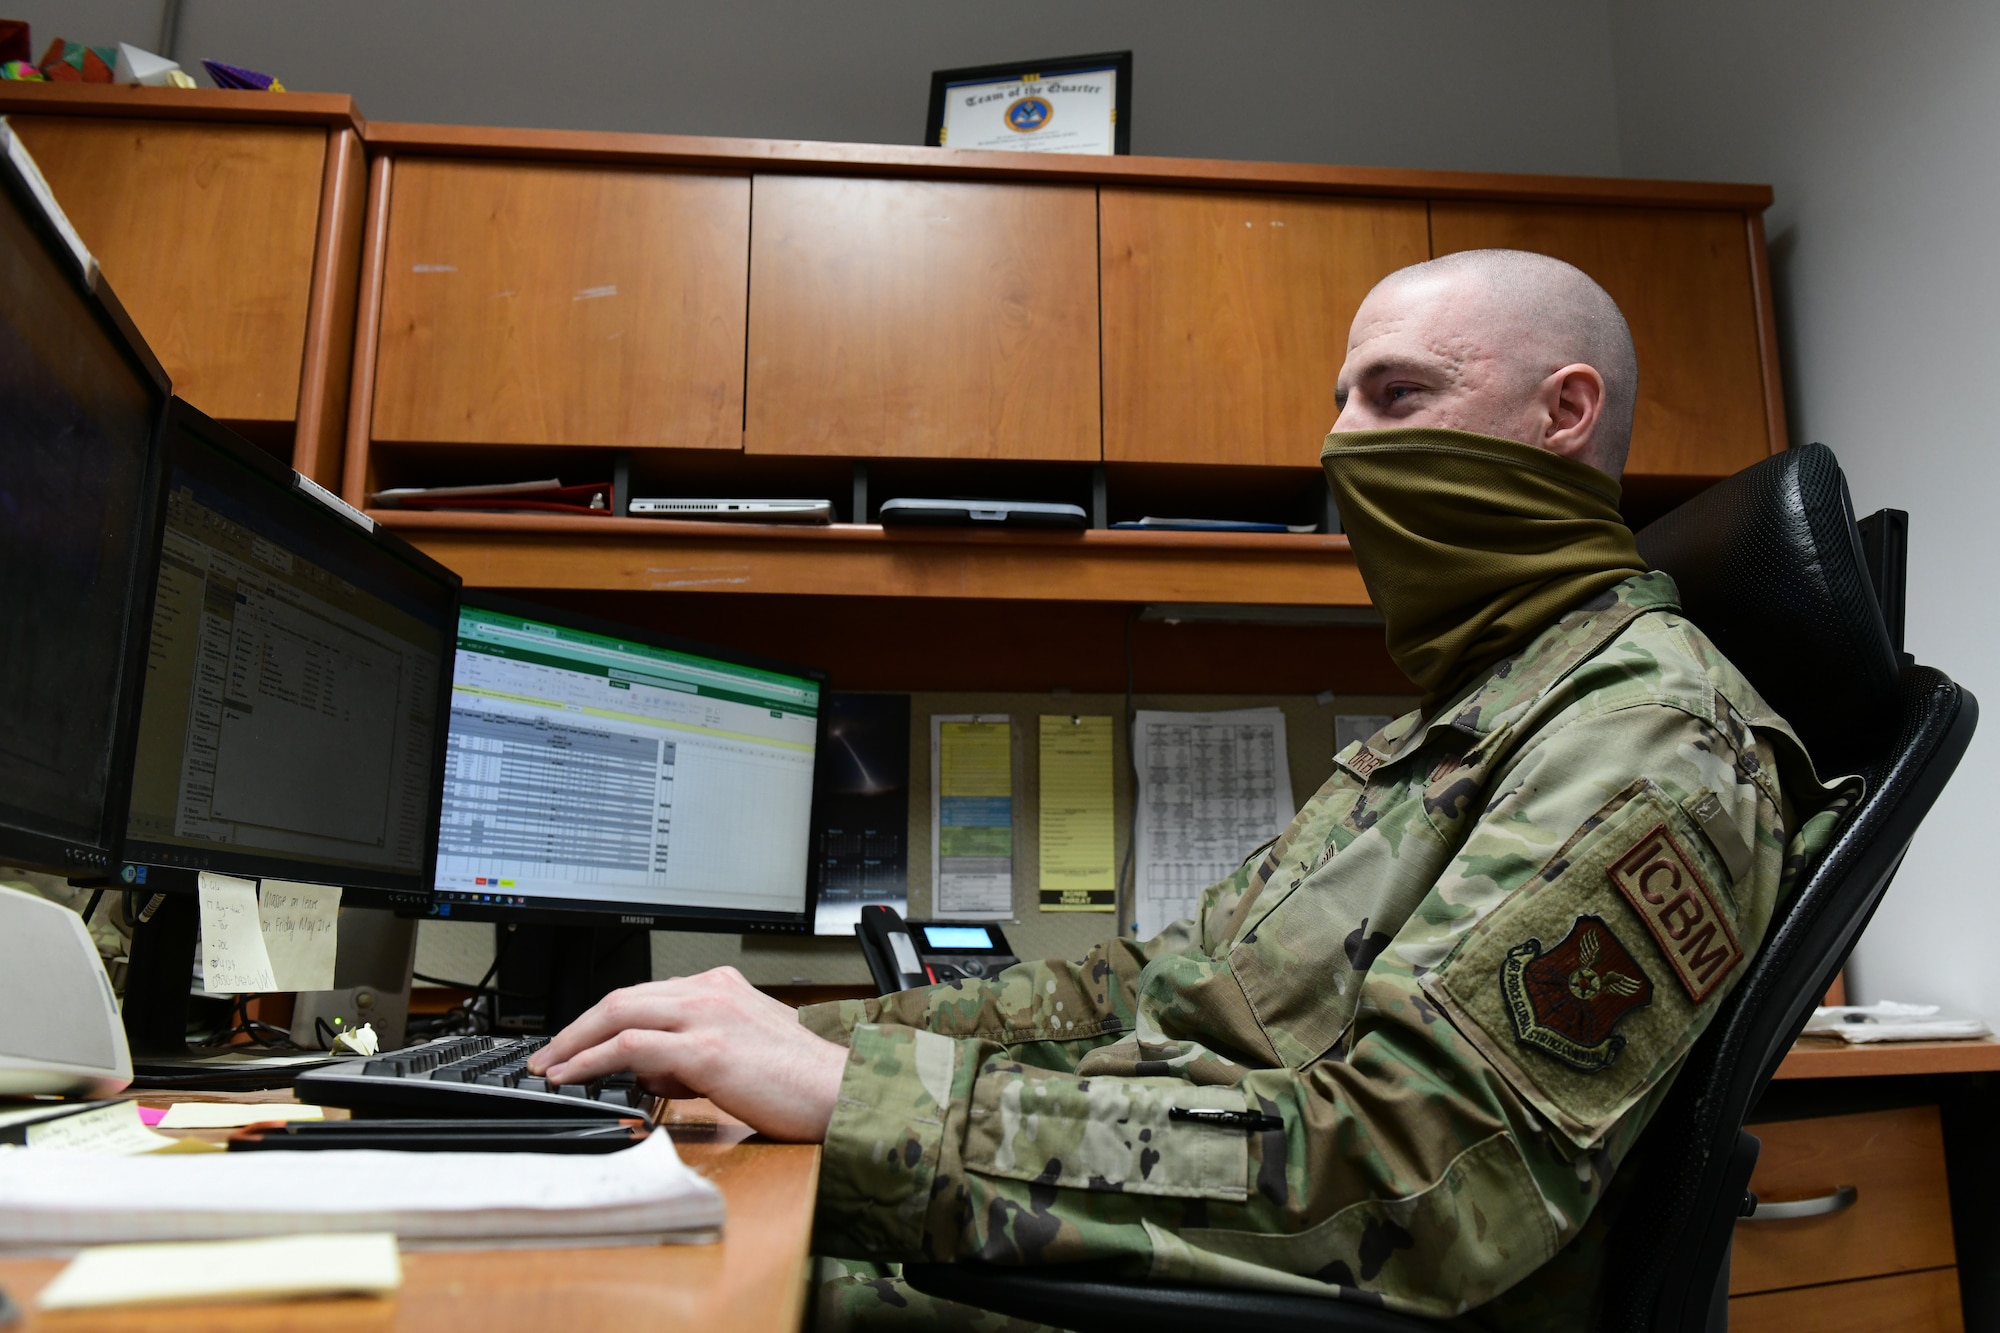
[745,175,1100,460]
[0,84,368,485]
[366,158,750,452]
[1100,190,1427,467]
[1430,202,1778,478]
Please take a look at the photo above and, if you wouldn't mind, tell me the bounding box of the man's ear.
[1537,363,1607,466]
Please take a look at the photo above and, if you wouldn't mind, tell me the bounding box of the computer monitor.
[119,401,461,905]
[0,128,171,876]
[431,593,829,935]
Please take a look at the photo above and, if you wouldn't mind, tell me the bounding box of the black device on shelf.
[430,592,832,1030]
[0,126,171,878]
[856,905,1019,994]
[114,401,462,1058]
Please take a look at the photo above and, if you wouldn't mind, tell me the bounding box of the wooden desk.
[1736,1038,2000,1333]
[0,1100,820,1333]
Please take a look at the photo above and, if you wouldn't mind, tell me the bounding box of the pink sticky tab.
[136,1105,169,1126]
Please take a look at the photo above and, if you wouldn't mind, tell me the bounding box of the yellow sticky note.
[37,1232,401,1310]
[26,1102,177,1156]
[256,880,341,992]
[197,872,277,994]
[154,1102,325,1130]
[1039,715,1116,912]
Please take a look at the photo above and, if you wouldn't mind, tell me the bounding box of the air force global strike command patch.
[1501,915,1653,1073]
[1608,823,1745,1002]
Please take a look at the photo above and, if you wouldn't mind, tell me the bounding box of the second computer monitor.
[121,402,460,903]
[434,595,827,932]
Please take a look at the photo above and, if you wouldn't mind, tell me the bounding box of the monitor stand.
[498,924,651,1034]
[121,891,200,1058]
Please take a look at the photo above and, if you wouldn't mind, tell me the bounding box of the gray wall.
[21,0,1623,174]
[1611,1,2000,1019]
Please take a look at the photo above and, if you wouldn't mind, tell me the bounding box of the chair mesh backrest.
[1597,447,1977,1331]
[1635,443,1902,775]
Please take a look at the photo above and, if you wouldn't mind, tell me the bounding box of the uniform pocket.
[962,1066,1251,1202]
[1421,779,1743,1147]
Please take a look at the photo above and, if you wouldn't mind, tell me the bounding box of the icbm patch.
[1607,823,1744,1002]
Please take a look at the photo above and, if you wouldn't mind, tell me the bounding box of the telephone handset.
[858,905,928,992]
[855,905,1021,996]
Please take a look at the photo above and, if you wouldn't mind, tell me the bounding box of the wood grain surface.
[1731,1105,1956,1296]
[745,175,1100,459]
[290,127,368,486]
[11,116,327,425]
[0,1102,819,1333]
[370,159,750,450]
[369,510,1368,605]
[1729,1267,1964,1333]
[1100,189,1427,466]
[1771,1038,2000,1080]
[0,82,362,131]
[364,121,1772,211]
[1430,202,1770,479]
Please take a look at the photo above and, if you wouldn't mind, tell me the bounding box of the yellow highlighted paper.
[37,1232,401,1311]
[941,721,1012,797]
[1039,715,1116,912]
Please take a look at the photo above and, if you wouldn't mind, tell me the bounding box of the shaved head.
[1331,249,1639,476]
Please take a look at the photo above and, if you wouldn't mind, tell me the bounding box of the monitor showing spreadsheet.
[121,401,459,901]
[432,595,827,931]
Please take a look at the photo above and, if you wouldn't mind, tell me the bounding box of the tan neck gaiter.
[1321,426,1648,703]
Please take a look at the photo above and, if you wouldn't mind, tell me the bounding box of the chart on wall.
[1132,707,1293,939]
[932,715,1014,920]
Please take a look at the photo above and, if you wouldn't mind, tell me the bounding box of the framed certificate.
[926,51,1132,156]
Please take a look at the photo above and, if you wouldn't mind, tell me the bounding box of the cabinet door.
[13,116,325,426]
[371,159,749,450]
[1101,189,1427,467]
[1430,202,1773,478]
[745,175,1100,460]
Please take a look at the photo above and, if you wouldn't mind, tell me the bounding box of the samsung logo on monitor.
[620,915,657,926]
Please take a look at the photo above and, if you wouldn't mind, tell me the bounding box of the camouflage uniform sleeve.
[813,699,1847,1321]
[798,860,1260,1053]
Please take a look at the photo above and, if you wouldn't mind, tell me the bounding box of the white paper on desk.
[1132,707,1294,940]
[0,1129,724,1248]
[256,880,341,991]
[24,1101,176,1156]
[38,1231,401,1310]
[198,873,277,994]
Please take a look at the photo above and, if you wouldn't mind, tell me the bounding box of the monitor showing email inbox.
[434,598,825,929]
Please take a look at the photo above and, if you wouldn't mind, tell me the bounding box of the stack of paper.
[0,1131,722,1248]
[1802,1001,1993,1044]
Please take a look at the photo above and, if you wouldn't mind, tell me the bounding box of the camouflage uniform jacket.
[800,572,1853,1324]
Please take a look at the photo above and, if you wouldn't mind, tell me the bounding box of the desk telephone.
[856,906,1020,995]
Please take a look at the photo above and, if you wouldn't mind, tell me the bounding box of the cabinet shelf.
[370,509,1366,606]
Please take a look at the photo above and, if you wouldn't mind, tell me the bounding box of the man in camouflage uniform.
[531,251,1853,1328]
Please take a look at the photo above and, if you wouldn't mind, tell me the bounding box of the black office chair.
[904,442,1978,1332]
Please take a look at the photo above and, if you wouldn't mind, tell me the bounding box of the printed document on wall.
[932,715,1013,919]
[1133,707,1293,940]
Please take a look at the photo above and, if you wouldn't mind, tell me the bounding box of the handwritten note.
[198,873,278,995]
[257,881,341,991]
[26,1102,176,1156]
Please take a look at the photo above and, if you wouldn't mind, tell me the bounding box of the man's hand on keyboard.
[526,966,846,1142]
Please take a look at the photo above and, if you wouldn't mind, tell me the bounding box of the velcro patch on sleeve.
[1607,825,1743,1002]
[1421,780,1746,1147]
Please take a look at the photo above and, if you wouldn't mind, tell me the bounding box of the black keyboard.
[294,1035,645,1119]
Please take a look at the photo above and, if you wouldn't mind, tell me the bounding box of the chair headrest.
[1635,444,1901,774]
